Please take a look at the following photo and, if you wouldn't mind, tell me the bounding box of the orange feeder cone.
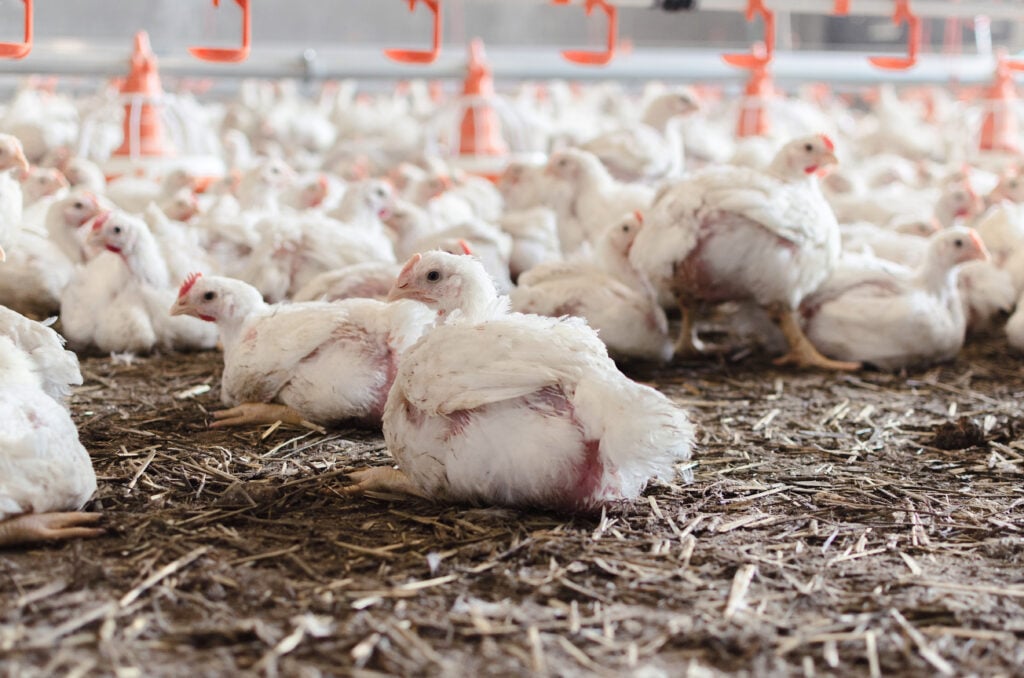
[979,53,1024,154]
[733,45,774,138]
[113,31,175,158]
[458,39,508,158]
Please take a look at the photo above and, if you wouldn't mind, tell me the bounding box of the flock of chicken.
[1,75,1023,546]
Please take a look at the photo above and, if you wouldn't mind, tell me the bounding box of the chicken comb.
[457,239,473,255]
[819,134,835,152]
[178,272,203,299]
[398,253,423,279]
[633,210,644,224]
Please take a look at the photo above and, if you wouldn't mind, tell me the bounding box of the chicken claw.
[772,308,861,371]
[343,467,429,499]
[0,512,104,547]
[211,403,327,434]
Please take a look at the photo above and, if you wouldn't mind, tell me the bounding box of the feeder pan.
[78,32,224,182]
[423,39,544,180]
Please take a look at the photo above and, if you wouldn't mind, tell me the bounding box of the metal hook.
[868,0,920,70]
[0,0,32,60]
[553,0,618,67]
[384,0,442,65]
[189,0,251,63]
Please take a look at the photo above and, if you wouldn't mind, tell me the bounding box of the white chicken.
[170,273,435,428]
[631,134,855,369]
[61,211,218,353]
[499,207,561,280]
[579,89,700,183]
[0,336,101,547]
[800,229,988,369]
[292,262,401,303]
[1007,292,1024,351]
[0,134,30,262]
[511,212,672,362]
[344,251,693,510]
[0,306,82,404]
[544,148,654,253]
[105,168,197,214]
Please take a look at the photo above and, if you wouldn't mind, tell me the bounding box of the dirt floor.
[1,336,1023,677]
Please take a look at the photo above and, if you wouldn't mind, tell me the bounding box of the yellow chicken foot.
[343,467,430,499]
[0,512,104,547]
[771,307,861,371]
[211,403,327,434]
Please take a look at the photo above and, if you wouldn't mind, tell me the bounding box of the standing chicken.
[170,273,435,428]
[0,336,101,546]
[345,252,693,510]
[800,229,988,369]
[630,134,856,370]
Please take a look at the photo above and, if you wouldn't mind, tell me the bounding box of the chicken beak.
[968,231,990,262]
[169,298,192,317]
[388,253,426,303]
[822,151,839,167]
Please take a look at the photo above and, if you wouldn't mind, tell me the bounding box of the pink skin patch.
[633,210,644,225]
[178,272,203,299]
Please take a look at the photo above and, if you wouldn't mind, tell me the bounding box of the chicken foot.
[0,512,104,547]
[211,403,327,434]
[343,467,430,499]
[673,299,737,359]
[770,306,861,371]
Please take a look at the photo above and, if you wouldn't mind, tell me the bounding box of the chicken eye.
[73,201,84,209]
[558,159,569,167]
[953,239,963,248]
[426,270,441,282]
[203,291,217,301]
[113,226,122,234]
[621,224,630,232]
[804,143,814,152]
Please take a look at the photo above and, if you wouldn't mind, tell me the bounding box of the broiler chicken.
[800,228,988,369]
[344,252,694,510]
[0,134,31,262]
[544,148,654,253]
[0,336,101,547]
[170,273,435,429]
[292,261,401,303]
[579,89,700,182]
[105,168,197,214]
[0,306,82,404]
[630,134,856,369]
[511,212,672,362]
[61,211,218,353]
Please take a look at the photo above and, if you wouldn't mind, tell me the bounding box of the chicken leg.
[211,403,327,434]
[0,512,104,547]
[343,467,430,499]
[770,306,861,371]
[673,299,703,358]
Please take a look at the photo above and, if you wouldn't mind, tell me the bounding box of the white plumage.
[801,228,989,369]
[0,336,99,546]
[0,306,82,404]
[171,273,435,428]
[347,252,693,510]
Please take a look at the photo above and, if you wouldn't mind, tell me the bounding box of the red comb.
[178,272,202,299]
[820,134,835,152]
[633,210,644,224]
[458,239,473,255]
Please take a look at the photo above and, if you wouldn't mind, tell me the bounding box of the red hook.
[189,0,251,63]
[553,0,618,67]
[0,0,32,60]
[868,0,920,70]
[722,0,775,69]
[384,0,442,65]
